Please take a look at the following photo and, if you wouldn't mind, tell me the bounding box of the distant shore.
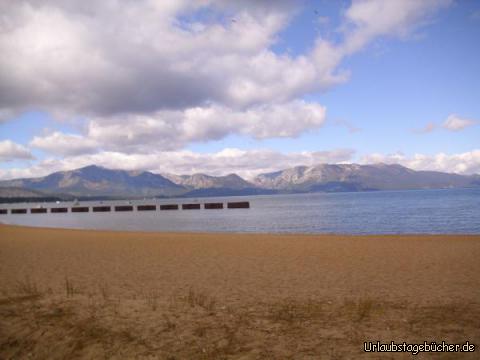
[1,224,479,358]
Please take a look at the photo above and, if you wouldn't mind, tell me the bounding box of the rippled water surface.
[1,189,479,234]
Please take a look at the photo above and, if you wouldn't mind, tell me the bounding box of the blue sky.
[0,0,479,178]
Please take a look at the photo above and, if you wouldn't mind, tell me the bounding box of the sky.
[0,0,479,179]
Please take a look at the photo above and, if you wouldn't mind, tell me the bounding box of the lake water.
[1,189,479,234]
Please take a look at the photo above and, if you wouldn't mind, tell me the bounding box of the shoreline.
[1,223,479,237]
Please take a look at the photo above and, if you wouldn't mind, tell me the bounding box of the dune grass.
[1,277,479,359]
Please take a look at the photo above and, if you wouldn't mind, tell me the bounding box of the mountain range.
[253,163,480,192]
[0,164,479,200]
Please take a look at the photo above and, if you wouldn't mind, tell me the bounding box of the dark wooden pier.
[71,207,89,213]
[31,208,47,214]
[204,203,223,209]
[93,206,111,212]
[1,201,250,215]
[227,201,250,209]
[182,203,201,210]
[137,205,156,211]
[11,209,27,214]
[160,204,179,210]
[114,205,134,212]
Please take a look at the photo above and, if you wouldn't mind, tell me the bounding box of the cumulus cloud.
[442,114,477,131]
[30,101,325,154]
[309,0,451,79]
[0,0,318,118]
[30,132,99,156]
[2,148,479,182]
[341,0,451,51]
[361,150,480,175]
[0,0,451,121]
[413,114,477,134]
[0,148,355,180]
[0,140,34,162]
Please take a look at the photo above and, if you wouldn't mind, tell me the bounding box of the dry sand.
[0,224,479,359]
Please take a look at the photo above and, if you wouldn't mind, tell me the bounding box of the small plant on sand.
[357,299,375,321]
[163,314,176,332]
[98,282,110,301]
[221,323,240,354]
[87,297,99,319]
[269,300,299,323]
[145,289,160,311]
[111,298,121,316]
[193,323,208,337]
[343,298,377,323]
[14,276,40,296]
[65,277,76,297]
[187,287,216,313]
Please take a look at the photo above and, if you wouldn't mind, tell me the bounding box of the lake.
[0,188,479,234]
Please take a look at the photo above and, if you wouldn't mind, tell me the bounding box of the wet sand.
[1,224,479,359]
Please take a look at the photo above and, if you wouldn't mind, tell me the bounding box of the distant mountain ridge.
[252,163,480,192]
[0,165,185,197]
[163,173,253,190]
[0,163,479,199]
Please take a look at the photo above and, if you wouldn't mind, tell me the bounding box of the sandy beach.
[1,224,479,359]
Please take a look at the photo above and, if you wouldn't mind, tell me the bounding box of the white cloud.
[2,148,479,182]
[413,114,477,134]
[0,0,451,120]
[25,100,325,156]
[361,150,480,175]
[0,140,34,161]
[0,148,355,180]
[310,0,451,76]
[442,114,477,131]
[342,0,451,51]
[0,0,315,117]
[30,131,99,156]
